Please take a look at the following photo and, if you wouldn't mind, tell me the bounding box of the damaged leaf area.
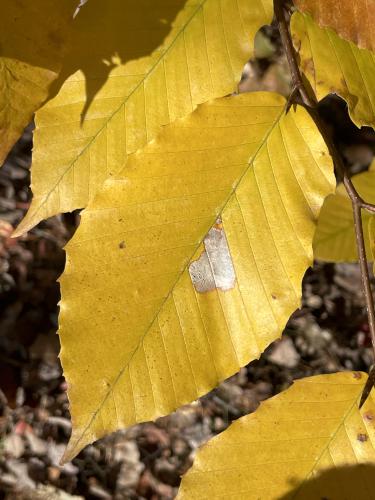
[291,12,375,129]
[58,91,335,462]
[178,372,375,499]
[189,222,236,293]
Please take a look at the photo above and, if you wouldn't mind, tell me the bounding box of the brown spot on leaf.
[357,433,368,442]
[364,411,374,422]
[189,222,235,294]
[302,57,315,81]
[119,241,126,249]
[271,294,277,300]
[353,372,362,379]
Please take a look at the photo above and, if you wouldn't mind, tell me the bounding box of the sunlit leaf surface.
[178,372,375,499]
[58,92,334,461]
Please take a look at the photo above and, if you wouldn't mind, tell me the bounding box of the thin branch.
[273,0,316,108]
[360,202,375,215]
[274,0,375,406]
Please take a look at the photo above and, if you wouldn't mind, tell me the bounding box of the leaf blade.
[292,12,375,130]
[314,163,375,262]
[15,0,273,235]
[58,91,335,462]
[178,372,375,499]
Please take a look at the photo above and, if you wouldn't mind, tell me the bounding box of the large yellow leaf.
[294,0,375,51]
[14,0,273,236]
[0,0,76,166]
[291,12,375,129]
[314,163,375,262]
[58,91,335,462]
[178,371,375,499]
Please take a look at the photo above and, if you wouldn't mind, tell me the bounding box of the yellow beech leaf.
[0,0,76,166]
[14,0,273,236]
[293,0,375,51]
[291,12,375,130]
[314,162,375,262]
[178,371,375,499]
[58,91,335,462]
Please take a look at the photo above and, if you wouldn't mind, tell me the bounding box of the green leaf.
[58,91,335,462]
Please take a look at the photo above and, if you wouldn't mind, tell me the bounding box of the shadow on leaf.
[0,0,77,70]
[0,0,78,164]
[50,0,188,123]
[278,463,375,500]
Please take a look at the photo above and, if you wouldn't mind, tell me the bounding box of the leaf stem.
[274,0,375,405]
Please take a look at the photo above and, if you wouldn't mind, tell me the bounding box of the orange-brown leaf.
[294,0,375,51]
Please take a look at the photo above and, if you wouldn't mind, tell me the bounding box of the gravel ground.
[0,27,374,500]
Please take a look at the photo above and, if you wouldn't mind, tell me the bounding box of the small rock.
[6,460,35,490]
[31,485,84,499]
[46,416,72,432]
[47,442,66,466]
[216,382,242,402]
[88,484,112,499]
[213,417,226,433]
[3,433,25,459]
[0,473,18,488]
[47,466,60,483]
[305,294,323,309]
[114,440,144,491]
[171,437,190,458]
[268,337,300,368]
[25,431,47,456]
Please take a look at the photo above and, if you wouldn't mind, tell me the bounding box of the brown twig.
[273,0,316,109]
[274,0,375,406]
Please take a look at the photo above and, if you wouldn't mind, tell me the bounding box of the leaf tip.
[60,427,88,464]
[12,214,35,238]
